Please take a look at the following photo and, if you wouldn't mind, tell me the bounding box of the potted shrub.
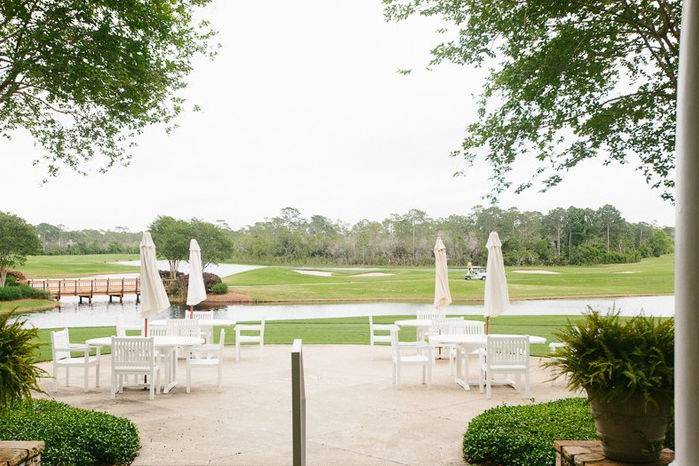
[547,311,673,463]
[0,310,46,408]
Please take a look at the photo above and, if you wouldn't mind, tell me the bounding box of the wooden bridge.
[27,278,141,304]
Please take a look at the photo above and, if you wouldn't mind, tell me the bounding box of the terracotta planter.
[588,392,673,463]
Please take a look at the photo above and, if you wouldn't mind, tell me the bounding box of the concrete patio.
[38,345,576,465]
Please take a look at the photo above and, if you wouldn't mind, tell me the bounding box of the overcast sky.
[0,0,675,231]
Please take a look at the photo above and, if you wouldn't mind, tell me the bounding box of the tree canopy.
[0,0,215,176]
[230,206,673,266]
[383,0,681,201]
[0,212,41,286]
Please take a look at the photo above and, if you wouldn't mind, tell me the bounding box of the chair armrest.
[371,324,397,331]
[235,324,262,331]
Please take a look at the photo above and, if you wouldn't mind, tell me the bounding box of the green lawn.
[0,299,58,315]
[20,254,139,278]
[224,255,674,303]
[32,314,590,362]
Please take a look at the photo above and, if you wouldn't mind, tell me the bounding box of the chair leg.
[217,363,222,390]
[524,369,530,396]
[83,365,88,392]
[259,339,264,357]
[186,363,191,394]
[95,363,100,388]
[427,363,432,387]
[486,376,492,399]
[396,365,401,388]
[149,376,155,400]
[422,365,426,384]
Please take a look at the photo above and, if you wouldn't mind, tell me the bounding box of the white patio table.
[428,334,547,391]
[85,336,204,394]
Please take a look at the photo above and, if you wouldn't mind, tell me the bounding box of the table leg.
[455,345,470,391]
[162,348,178,394]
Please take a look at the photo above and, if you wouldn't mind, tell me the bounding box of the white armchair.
[186,329,225,392]
[190,311,215,343]
[479,335,530,398]
[369,316,396,354]
[51,328,100,392]
[390,327,433,387]
[111,337,160,400]
[235,320,265,361]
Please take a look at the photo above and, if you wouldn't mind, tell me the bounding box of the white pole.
[675,0,699,463]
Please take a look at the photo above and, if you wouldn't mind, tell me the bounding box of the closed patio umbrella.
[140,232,170,336]
[186,239,207,318]
[433,236,452,311]
[483,231,509,333]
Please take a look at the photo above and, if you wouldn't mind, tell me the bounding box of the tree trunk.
[607,224,611,252]
[556,227,562,256]
[0,268,6,287]
[168,260,178,279]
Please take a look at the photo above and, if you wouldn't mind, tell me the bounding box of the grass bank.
[224,255,674,303]
[0,299,58,316]
[20,254,139,278]
[31,314,596,362]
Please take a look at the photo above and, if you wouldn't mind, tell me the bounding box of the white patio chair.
[415,308,445,340]
[167,319,201,359]
[390,327,433,388]
[148,324,168,337]
[186,329,225,392]
[191,310,215,343]
[111,336,160,400]
[51,328,100,392]
[438,319,485,375]
[235,320,265,361]
[369,316,396,355]
[479,335,530,398]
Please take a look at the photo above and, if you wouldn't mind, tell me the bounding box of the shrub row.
[463,398,598,466]
[0,284,50,301]
[0,399,140,466]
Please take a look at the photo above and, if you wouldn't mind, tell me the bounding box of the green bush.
[0,284,50,301]
[0,399,140,466]
[0,311,45,407]
[210,283,228,294]
[463,398,598,466]
[546,311,674,405]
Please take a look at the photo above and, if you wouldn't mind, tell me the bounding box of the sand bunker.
[292,270,333,277]
[613,271,638,274]
[353,272,395,277]
[512,270,560,275]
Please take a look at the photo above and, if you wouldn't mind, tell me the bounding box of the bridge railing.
[27,278,141,296]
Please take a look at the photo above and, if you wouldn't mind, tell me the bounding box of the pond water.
[21,294,674,329]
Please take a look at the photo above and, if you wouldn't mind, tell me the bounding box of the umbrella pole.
[486,317,490,335]
[144,318,149,337]
[189,305,193,319]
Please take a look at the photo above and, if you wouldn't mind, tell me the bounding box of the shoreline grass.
[0,299,59,316]
[31,314,615,362]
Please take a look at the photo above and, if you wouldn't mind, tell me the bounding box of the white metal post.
[291,339,306,466]
[675,0,699,463]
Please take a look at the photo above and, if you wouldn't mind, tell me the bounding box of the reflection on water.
[20,294,674,329]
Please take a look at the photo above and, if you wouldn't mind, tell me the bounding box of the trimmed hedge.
[0,399,140,465]
[210,283,228,294]
[463,398,597,466]
[0,285,49,301]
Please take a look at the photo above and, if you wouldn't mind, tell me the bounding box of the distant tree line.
[31,205,674,267]
[34,223,140,255]
[229,206,674,267]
